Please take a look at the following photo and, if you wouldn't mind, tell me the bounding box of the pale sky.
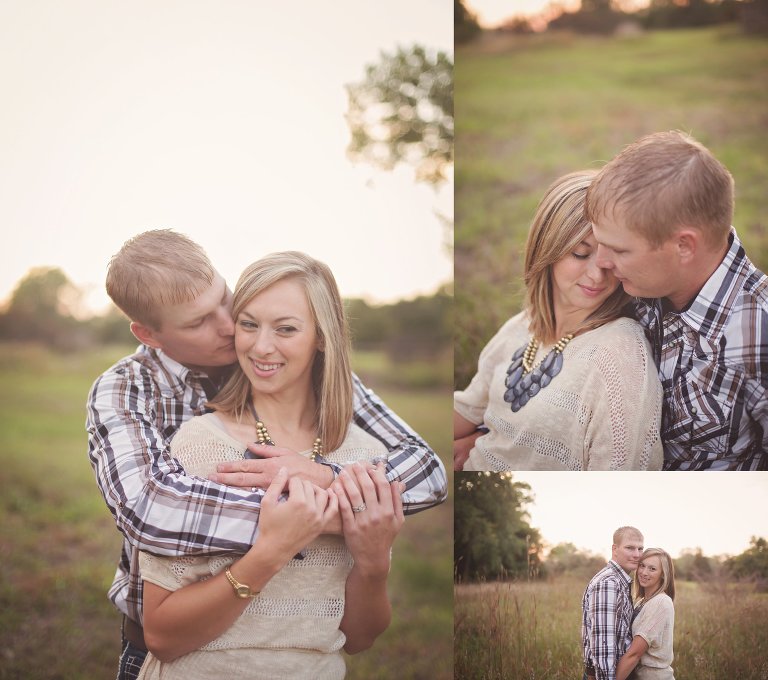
[511,472,768,559]
[0,1,452,315]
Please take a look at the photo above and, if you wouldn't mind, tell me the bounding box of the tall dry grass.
[454,576,768,679]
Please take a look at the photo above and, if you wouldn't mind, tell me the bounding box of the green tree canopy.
[346,45,453,185]
[0,267,84,348]
[455,0,481,44]
[727,537,768,583]
[454,472,543,582]
[546,542,605,579]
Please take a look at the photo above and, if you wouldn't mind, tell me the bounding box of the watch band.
[225,567,259,599]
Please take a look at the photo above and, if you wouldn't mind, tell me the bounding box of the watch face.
[236,585,251,598]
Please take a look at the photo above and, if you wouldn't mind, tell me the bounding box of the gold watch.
[225,567,259,599]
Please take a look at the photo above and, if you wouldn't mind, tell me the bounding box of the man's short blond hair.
[586,130,734,248]
[106,229,215,329]
[613,526,643,546]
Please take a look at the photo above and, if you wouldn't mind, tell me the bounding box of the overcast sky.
[0,1,452,315]
[510,472,768,559]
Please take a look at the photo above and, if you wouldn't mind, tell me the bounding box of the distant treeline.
[455,472,768,587]
[0,266,452,357]
[456,0,768,38]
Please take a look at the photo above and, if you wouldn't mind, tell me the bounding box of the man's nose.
[216,308,235,337]
[586,257,606,283]
[595,244,614,270]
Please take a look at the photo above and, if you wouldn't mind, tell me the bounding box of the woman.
[454,171,663,470]
[617,548,676,680]
[136,252,404,679]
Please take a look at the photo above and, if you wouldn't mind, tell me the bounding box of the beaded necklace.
[504,332,574,412]
[245,398,323,461]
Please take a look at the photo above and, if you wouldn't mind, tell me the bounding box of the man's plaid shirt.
[581,560,634,680]
[634,230,768,469]
[86,346,447,624]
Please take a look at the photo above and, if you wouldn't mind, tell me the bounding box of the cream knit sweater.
[455,313,663,470]
[137,413,387,680]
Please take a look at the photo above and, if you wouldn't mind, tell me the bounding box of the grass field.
[0,342,452,680]
[454,576,768,679]
[455,25,768,388]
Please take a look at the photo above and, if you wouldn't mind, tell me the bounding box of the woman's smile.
[577,283,608,297]
[250,359,284,377]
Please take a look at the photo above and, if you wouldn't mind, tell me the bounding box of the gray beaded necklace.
[503,333,574,412]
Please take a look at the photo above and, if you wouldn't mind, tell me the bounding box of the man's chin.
[620,281,645,298]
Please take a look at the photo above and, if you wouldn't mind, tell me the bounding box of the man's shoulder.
[585,563,618,590]
[88,346,173,400]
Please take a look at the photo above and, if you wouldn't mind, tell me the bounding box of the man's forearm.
[350,375,447,514]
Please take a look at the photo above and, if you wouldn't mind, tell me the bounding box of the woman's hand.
[256,467,336,563]
[332,462,404,576]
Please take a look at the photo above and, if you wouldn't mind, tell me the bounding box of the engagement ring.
[352,503,367,513]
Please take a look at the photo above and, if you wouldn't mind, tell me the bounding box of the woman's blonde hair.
[207,251,353,451]
[633,548,676,603]
[524,170,629,343]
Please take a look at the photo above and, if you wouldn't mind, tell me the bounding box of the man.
[86,230,447,679]
[582,526,644,680]
[587,131,768,468]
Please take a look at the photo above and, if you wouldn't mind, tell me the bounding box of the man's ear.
[675,229,699,265]
[130,321,161,349]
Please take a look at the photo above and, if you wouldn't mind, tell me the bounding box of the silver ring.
[352,503,367,513]
[251,487,257,492]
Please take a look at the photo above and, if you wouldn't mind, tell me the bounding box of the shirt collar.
[140,345,203,398]
[608,559,633,586]
[680,228,751,341]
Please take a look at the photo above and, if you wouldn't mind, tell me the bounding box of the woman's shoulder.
[642,592,674,614]
[482,311,530,355]
[576,317,653,364]
[585,316,648,344]
[172,412,245,450]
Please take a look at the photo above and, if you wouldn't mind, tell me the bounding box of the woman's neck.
[552,304,590,340]
[251,390,315,429]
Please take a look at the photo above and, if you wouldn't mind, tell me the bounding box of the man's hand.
[209,444,334,490]
[453,431,481,471]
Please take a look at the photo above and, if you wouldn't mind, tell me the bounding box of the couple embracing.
[455,130,768,469]
[582,526,676,680]
[87,232,447,678]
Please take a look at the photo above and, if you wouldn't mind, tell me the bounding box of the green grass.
[0,342,452,680]
[454,576,768,679]
[455,25,768,388]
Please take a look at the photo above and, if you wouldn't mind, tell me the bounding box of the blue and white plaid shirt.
[87,345,447,624]
[634,230,768,470]
[582,560,634,680]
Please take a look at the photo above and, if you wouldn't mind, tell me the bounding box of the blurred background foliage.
[454,7,768,388]
[0,267,452,391]
[346,45,453,186]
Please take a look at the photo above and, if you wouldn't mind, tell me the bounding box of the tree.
[345,45,453,185]
[0,267,86,349]
[454,472,543,582]
[727,537,768,584]
[455,0,481,44]
[546,542,605,579]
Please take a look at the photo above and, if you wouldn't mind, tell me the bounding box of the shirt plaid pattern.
[582,560,634,680]
[86,345,447,624]
[633,230,768,470]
